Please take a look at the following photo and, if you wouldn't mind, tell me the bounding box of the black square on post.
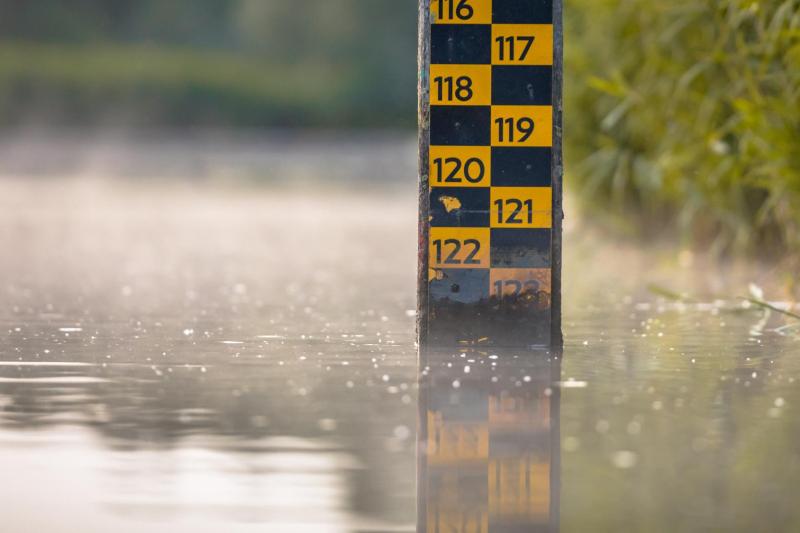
[429,268,490,305]
[491,147,552,187]
[492,66,553,106]
[430,187,491,228]
[431,24,492,64]
[430,106,491,146]
[490,228,551,268]
[492,0,553,24]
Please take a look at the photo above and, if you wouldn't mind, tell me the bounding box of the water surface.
[1,136,799,532]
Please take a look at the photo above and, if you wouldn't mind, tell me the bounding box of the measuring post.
[418,0,563,347]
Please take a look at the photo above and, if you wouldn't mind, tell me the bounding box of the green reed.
[564,0,800,257]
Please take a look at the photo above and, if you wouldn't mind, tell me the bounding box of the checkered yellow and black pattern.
[426,0,555,346]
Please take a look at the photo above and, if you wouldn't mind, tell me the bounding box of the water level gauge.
[418,0,563,347]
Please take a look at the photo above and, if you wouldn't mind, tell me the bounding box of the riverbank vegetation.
[565,0,800,257]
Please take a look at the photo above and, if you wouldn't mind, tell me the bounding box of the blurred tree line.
[0,0,417,127]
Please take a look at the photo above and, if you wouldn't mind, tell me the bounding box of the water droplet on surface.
[318,418,337,431]
[559,379,588,389]
[612,451,638,469]
[563,437,580,452]
[627,421,642,435]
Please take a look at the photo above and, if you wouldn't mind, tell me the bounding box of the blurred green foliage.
[565,0,800,256]
[1,0,798,255]
[0,0,417,127]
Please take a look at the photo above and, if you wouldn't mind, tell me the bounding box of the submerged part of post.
[418,0,564,347]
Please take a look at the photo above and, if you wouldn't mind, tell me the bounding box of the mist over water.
[1,136,799,532]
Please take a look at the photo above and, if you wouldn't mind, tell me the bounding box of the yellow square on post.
[430,146,491,188]
[492,24,554,65]
[491,106,553,147]
[430,65,491,106]
[431,0,492,24]
[489,268,552,299]
[490,187,552,228]
[430,228,490,269]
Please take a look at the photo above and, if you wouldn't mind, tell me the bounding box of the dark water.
[1,137,799,532]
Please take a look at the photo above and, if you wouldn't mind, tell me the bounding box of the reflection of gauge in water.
[417,348,561,532]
